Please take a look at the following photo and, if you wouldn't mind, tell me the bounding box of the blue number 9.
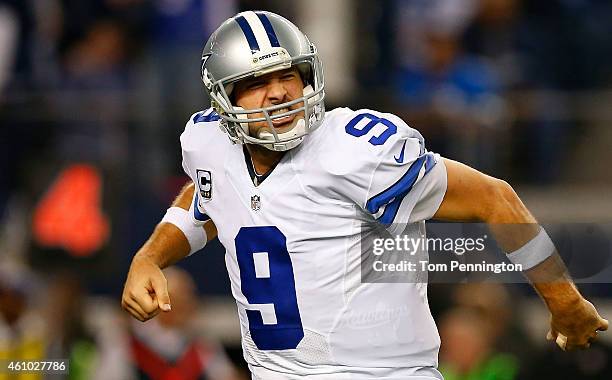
[235,226,304,350]
[345,113,397,145]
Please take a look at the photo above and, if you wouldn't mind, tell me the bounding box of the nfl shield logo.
[251,195,261,211]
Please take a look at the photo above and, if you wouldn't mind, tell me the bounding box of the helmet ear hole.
[296,62,312,86]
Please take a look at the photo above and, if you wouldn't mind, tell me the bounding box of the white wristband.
[506,227,555,270]
[161,207,208,255]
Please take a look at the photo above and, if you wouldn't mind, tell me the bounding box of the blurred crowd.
[2,266,611,379]
[1,265,247,379]
[1,0,612,379]
[355,0,612,181]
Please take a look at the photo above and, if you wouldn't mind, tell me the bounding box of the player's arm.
[122,182,217,322]
[433,158,608,350]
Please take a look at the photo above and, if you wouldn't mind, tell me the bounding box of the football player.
[122,11,607,380]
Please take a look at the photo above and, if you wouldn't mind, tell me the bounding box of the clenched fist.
[122,255,172,322]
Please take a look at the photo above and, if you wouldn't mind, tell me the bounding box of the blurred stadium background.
[1,0,611,379]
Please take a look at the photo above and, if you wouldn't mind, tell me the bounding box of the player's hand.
[121,256,172,322]
[547,297,608,351]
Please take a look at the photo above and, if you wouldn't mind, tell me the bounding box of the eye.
[246,81,265,90]
[281,73,296,81]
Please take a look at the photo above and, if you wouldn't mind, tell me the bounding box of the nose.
[265,80,288,105]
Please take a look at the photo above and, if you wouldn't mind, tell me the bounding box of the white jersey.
[180,107,448,379]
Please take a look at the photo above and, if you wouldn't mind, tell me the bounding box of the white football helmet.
[200,11,325,151]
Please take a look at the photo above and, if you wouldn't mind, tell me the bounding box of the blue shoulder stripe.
[366,152,437,225]
[366,154,428,214]
[193,110,220,123]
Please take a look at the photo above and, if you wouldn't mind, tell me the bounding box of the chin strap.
[256,84,315,151]
[258,118,306,151]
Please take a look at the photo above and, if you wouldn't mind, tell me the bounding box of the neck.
[246,144,285,175]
